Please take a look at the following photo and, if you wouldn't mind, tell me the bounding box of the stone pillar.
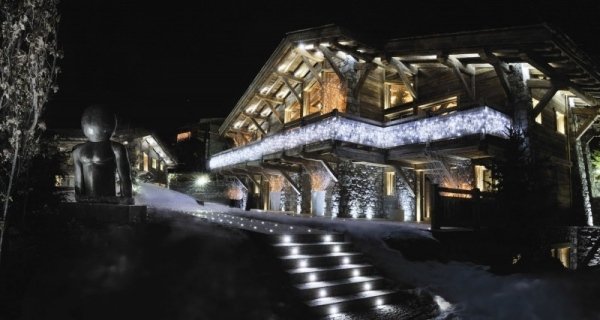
[300,169,312,214]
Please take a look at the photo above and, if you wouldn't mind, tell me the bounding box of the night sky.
[45,0,600,137]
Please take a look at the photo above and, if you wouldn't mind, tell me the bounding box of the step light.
[332,245,341,253]
[376,298,383,306]
[323,235,332,242]
[342,257,350,264]
[308,273,317,282]
[290,247,299,255]
[329,305,339,314]
[352,269,360,277]
[363,282,371,291]
[299,260,308,268]
[282,235,292,243]
[319,288,327,298]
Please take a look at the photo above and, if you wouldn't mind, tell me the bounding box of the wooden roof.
[219,24,600,136]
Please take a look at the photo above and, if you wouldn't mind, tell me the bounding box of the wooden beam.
[389,58,417,99]
[256,93,284,105]
[480,50,513,100]
[243,112,269,121]
[352,63,375,98]
[274,71,304,83]
[330,41,375,62]
[575,115,599,140]
[300,55,323,86]
[440,55,475,100]
[265,101,284,124]
[294,47,325,62]
[261,162,301,195]
[319,45,346,83]
[279,75,302,105]
[247,116,266,136]
[531,86,558,118]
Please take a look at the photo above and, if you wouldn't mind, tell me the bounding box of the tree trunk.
[0,137,21,265]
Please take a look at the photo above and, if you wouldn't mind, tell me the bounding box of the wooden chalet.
[209,24,600,227]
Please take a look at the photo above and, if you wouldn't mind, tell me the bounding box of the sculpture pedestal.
[60,202,147,224]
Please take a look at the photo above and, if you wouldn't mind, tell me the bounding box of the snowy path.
[136,184,600,319]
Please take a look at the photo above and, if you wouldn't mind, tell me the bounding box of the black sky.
[45,0,600,136]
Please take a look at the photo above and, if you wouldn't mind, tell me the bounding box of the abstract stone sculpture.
[72,105,133,204]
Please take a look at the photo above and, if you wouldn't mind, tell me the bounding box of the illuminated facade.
[210,24,600,228]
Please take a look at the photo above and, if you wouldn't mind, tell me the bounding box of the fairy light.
[209,107,511,169]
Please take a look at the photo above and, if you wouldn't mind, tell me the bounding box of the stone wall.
[575,226,600,268]
[338,161,384,218]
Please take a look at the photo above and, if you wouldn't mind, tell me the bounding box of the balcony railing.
[209,106,512,169]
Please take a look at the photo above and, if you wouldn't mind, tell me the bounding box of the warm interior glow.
[385,82,413,109]
[310,170,330,191]
[322,71,346,113]
[143,152,149,172]
[269,175,285,192]
[551,246,570,268]
[152,157,158,169]
[474,165,493,192]
[419,96,457,115]
[176,131,192,142]
[285,101,301,123]
[532,98,542,124]
[556,111,565,134]
[384,171,396,196]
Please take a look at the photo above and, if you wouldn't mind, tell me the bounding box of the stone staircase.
[269,232,399,316]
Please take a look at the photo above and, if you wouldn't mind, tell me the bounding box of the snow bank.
[134,183,202,212]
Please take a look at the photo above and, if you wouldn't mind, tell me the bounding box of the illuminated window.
[419,96,457,115]
[474,165,493,192]
[551,246,570,268]
[532,98,542,124]
[152,157,158,169]
[384,171,396,196]
[160,161,165,171]
[143,152,149,171]
[177,131,192,142]
[385,83,414,109]
[556,111,565,134]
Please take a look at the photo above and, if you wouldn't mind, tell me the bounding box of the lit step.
[272,242,353,255]
[307,289,398,315]
[279,252,363,268]
[287,264,374,282]
[270,233,345,244]
[296,276,387,300]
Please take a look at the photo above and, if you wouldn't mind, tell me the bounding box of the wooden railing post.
[431,184,440,230]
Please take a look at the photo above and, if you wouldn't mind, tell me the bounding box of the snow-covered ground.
[137,184,600,319]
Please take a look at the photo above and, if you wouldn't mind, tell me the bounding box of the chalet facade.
[209,24,600,229]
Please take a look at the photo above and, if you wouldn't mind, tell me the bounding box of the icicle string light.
[210,106,512,169]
